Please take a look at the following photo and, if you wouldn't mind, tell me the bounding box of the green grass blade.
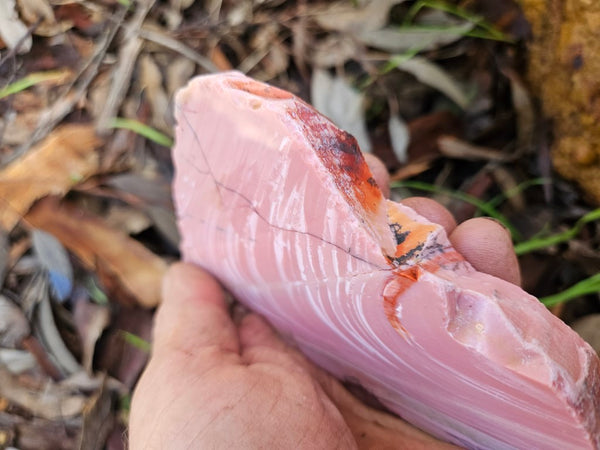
[540,273,600,307]
[381,46,424,74]
[121,330,151,353]
[483,178,548,211]
[403,0,513,43]
[514,208,600,255]
[86,277,109,305]
[0,71,69,100]
[108,117,174,147]
[391,180,521,240]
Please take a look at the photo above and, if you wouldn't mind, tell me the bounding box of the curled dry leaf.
[104,205,152,236]
[2,109,42,146]
[388,114,410,164]
[0,295,30,347]
[359,22,474,53]
[312,0,402,33]
[17,0,67,37]
[0,349,37,374]
[394,56,470,109]
[32,229,74,302]
[0,0,32,53]
[438,135,508,162]
[0,124,102,231]
[311,69,372,152]
[1,71,74,146]
[312,35,360,68]
[73,297,110,373]
[35,287,82,376]
[26,197,167,308]
[166,57,195,97]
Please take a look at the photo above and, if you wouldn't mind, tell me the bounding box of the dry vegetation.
[0,0,599,448]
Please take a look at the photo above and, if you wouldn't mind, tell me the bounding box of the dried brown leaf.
[0,0,32,53]
[390,160,432,181]
[73,298,110,373]
[0,349,37,374]
[96,0,156,132]
[438,135,508,162]
[78,378,115,450]
[0,364,85,419]
[0,410,80,449]
[138,53,170,133]
[311,35,360,68]
[311,69,372,152]
[0,294,30,347]
[166,57,195,97]
[388,114,410,164]
[312,0,401,33]
[104,205,152,235]
[0,124,102,231]
[394,57,470,109]
[17,0,70,37]
[359,23,473,53]
[503,68,535,153]
[26,197,167,308]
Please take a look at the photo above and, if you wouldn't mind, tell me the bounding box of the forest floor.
[1,0,599,448]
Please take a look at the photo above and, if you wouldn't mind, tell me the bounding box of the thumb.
[152,263,240,360]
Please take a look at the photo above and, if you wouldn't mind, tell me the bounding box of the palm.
[132,308,355,448]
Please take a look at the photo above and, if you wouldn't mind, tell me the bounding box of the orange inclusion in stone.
[289,102,384,216]
[226,78,294,100]
[386,203,438,261]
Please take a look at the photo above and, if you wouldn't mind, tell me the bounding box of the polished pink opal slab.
[172,71,600,449]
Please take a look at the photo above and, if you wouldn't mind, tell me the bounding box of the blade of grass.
[403,0,513,43]
[483,178,548,211]
[540,273,600,307]
[0,71,70,100]
[359,46,424,90]
[514,208,600,255]
[391,180,521,240]
[108,117,173,147]
[381,46,424,75]
[121,330,151,353]
[86,277,109,305]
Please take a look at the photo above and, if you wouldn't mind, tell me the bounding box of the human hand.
[130,156,520,449]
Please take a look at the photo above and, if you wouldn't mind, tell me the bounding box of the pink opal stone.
[173,71,600,449]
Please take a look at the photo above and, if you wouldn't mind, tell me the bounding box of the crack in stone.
[179,108,390,272]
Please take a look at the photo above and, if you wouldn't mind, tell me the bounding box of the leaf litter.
[0,0,599,448]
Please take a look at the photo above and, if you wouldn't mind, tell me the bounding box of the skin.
[130,158,521,449]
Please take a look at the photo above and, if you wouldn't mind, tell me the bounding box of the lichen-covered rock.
[521,0,600,203]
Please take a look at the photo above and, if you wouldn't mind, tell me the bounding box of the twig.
[8,7,127,162]
[96,0,157,133]
[138,27,218,73]
[0,18,41,69]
